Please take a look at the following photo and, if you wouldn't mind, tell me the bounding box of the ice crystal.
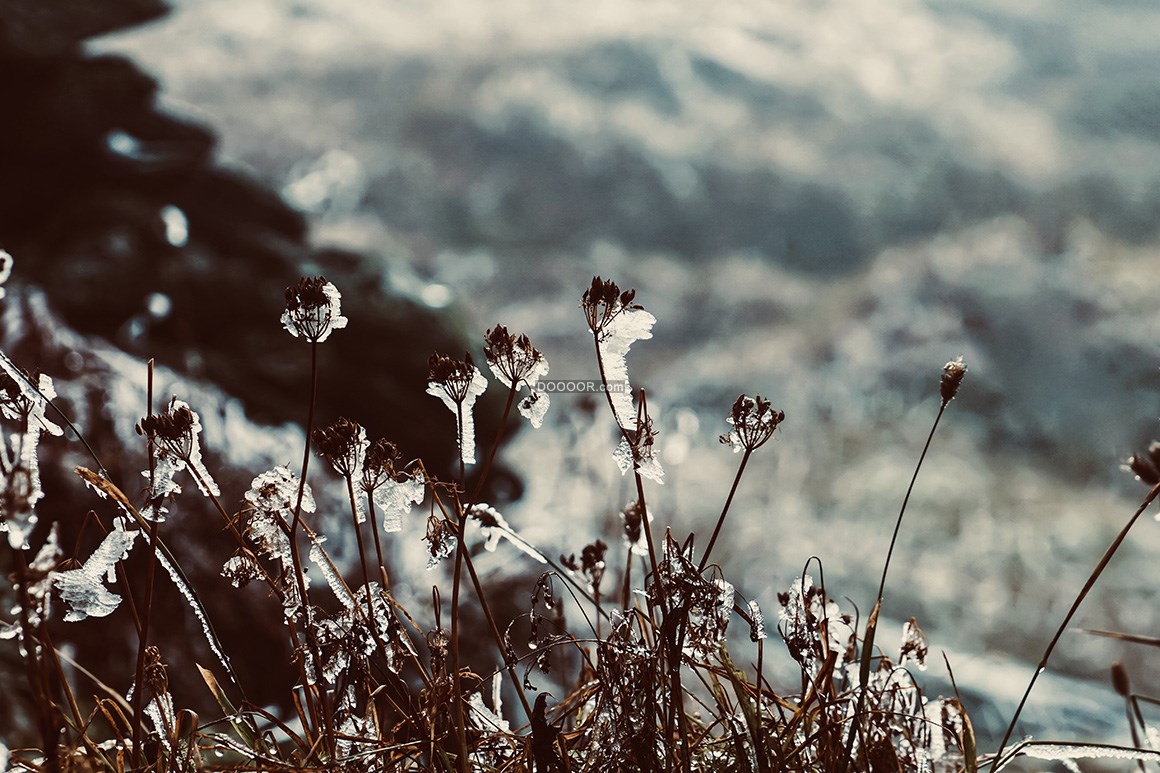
[309,537,355,609]
[0,249,12,299]
[581,278,654,431]
[651,534,733,659]
[0,524,60,639]
[468,503,546,563]
[220,554,261,588]
[0,359,63,548]
[427,353,488,465]
[373,469,425,533]
[613,434,665,484]
[54,518,139,622]
[244,466,313,567]
[281,276,348,343]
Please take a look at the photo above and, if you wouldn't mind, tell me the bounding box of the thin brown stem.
[698,448,753,572]
[990,480,1160,771]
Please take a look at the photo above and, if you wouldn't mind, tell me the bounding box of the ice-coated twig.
[468,503,547,564]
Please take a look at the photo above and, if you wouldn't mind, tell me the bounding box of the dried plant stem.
[989,479,1160,771]
[698,447,753,572]
[131,358,158,766]
[842,400,948,772]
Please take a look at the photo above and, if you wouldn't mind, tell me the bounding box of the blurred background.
[6,0,1160,755]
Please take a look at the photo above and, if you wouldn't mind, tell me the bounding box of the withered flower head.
[483,325,547,387]
[580,276,640,336]
[142,645,169,699]
[1124,440,1160,486]
[362,438,408,492]
[561,539,608,594]
[313,417,366,479]
[281,276,348,343]
[137,399,198,460]
[719,394,784,453]
[940,356,967,406]
[426,352,478,404]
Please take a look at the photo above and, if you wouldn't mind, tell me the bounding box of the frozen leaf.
[427,354,488,464]
[54,518,139,622]
[0,356,63,436]
[145,693,177,749]
[612,435,665,485]
[154,546,235,677]
[373,470,425,534]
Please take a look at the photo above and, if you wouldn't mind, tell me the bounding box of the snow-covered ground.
[94,0,1160,750]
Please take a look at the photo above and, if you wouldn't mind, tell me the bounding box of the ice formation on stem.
[426,352,488,465]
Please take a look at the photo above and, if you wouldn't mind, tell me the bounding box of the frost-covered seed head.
[940,356,967,406]
[426,352,478,404]
[138,401,197,460]
[313,418,366,479]
[483,325,546,386]
[281,276,348,343]
[720,394,784,453]
[362,438,407,492]
[580,276,640,336]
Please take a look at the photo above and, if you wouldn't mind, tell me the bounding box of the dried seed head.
[1111,661,1131,697]
[142,645,169,699]
[281,276,348,343]
[483,325,547,386]
[720,394,784,453]
[940,356,967,406]
[138,400,197,460]
[426,352,478,405]
[362,438,407,492]
[580,276,641,336]
[1124,440,1160,486]
[313,418,366,479]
